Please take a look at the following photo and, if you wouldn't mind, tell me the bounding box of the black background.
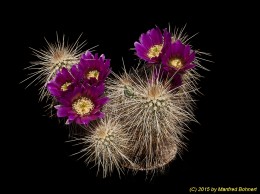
[5,1,259,193]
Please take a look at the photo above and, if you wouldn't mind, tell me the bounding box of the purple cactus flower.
[78,51,110,86]
[162,40,196,73]
[55,84,109,125]
[134,27,171,64]
[47,66,79,98]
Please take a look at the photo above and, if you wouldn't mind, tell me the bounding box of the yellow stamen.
[60,82,71,91]
[169,58,183,69]
[86,70,99,80]
[147,44,163,59]
[72,97,94,116]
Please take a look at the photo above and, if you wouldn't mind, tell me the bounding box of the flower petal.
[183,63,196,71]
[95,97,110,107]
[89,84,105,98]
[134,42,149,60]
[140,33,153,49]
[149,27,163,45]
[56,106,71,117]
[186,51,196,64]
[79,117,91,125]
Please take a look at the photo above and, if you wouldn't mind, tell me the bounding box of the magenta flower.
[55,84,109,125]
[134,27,171,63]
[78,51,110,86]
[162,40,196,73]
[47,66,79,98]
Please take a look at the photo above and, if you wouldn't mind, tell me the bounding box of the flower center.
[86,70,99,80]
[169,58,183,69]
[60,82,71,91]
[72,97,94,116]
[147,44,163,59]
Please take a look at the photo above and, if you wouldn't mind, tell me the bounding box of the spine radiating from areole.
[23,25,209,177]
[105,66,196,172]
[70,117,133,178]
